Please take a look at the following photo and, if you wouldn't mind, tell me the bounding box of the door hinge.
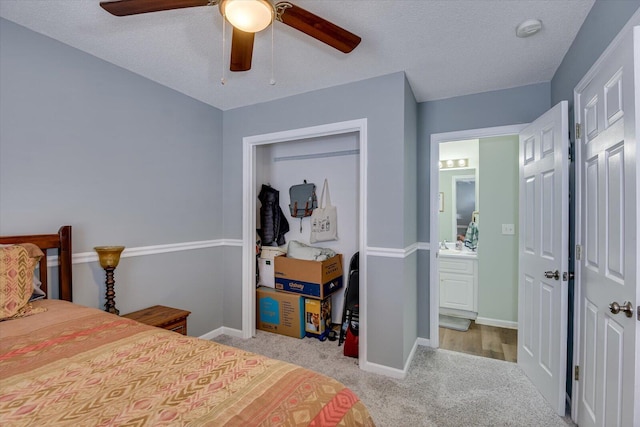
[576,244,582,261]
[575,365,580,381]
[576,123,582,139]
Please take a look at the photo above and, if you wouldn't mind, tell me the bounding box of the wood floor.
[439,320,518,362]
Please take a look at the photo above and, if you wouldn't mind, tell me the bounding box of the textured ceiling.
[0,0,595,111]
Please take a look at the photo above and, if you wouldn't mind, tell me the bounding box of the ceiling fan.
[99,0,361,72]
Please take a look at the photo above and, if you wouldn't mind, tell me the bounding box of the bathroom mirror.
[453,176,476,240]
[438,168,476,242]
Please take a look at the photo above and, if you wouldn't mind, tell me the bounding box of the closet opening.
[241,119,369,366]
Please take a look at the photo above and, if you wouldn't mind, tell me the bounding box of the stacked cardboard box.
[274,254,343,299]
[304,296,332,339]
[256,254,343,340]
[256,287,305,338]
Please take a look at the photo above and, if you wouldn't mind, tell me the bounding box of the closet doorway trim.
[242,119,368,367]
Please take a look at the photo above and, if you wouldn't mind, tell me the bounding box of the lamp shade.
[220,0,273,33]
[94,246,125,269]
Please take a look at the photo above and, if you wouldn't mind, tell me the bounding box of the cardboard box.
[257,254,282,288]
[304,296,332,340]
[256,286,304,339]
[274,254,343,299]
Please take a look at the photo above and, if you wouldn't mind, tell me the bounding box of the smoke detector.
[516,19,542,38]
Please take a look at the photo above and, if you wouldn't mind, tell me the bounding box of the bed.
[0,226,375,426]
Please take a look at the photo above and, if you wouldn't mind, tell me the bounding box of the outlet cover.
[502,224,515,235]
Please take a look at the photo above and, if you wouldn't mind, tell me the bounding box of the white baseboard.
[199,326,244,340]
[416,337,432,348]
[360,338,422,380]
[475,316,518,330]
[405,339,419,372]
[361,360,407,379]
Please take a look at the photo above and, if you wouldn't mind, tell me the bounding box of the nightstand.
[122,305,191,335]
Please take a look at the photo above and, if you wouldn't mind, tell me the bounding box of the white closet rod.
[273,149,359,162]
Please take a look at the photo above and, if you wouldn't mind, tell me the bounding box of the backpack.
[289,180,317,232]
[289,180,317,218]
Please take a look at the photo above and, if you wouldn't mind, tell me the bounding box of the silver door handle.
[609,301,633,318]
[544,270,560,280]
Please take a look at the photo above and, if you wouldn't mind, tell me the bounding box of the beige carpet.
[213,331,575,427]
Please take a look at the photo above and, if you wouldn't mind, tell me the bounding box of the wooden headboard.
[0,226,72,301]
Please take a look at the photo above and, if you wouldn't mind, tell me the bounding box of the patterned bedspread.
[0,300,375,426]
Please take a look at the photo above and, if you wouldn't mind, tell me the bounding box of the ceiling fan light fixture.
[220,0,274,33]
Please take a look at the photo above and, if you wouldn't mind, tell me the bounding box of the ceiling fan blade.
[230,27,255,72]
[276,3,361,53]
[100,0,210,17]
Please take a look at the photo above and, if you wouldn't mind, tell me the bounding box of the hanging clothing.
[258,184,290,246]
[464,221,479,251]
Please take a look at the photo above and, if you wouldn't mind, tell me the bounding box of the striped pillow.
[0,244,46,320]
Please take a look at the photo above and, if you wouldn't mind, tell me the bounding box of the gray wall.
[222,72,418,369]
[416,83,551,338]
[222,72,408,247]
[0,18,225,337]
[551,0,640,106]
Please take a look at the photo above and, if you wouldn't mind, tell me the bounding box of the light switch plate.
[502,224,515,235]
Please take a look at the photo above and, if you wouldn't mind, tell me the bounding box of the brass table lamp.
[94,246,125,315]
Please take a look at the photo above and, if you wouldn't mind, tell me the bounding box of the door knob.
[609,301,633,318]
[544,270,560,280]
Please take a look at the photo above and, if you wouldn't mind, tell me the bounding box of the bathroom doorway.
[430,125,526,362]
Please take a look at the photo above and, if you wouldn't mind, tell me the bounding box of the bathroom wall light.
[439,158,469,169]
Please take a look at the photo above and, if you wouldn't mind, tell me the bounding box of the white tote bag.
[310,179,338,243]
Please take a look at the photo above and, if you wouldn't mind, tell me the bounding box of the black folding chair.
[339,252,359,346]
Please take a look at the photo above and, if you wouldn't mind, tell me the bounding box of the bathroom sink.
[438,244,477,258]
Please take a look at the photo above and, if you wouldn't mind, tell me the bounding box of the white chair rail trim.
[50,240,429,267]
[48,238,244,267]
[367,243,420,258]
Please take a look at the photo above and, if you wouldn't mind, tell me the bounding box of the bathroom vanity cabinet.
[439,252,478,315]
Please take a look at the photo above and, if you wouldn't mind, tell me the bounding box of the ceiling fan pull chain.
[270,22,276,85]
[221,13,226,85]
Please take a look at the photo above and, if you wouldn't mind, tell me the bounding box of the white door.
[518,100,569,416]
[575,24,639,427]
